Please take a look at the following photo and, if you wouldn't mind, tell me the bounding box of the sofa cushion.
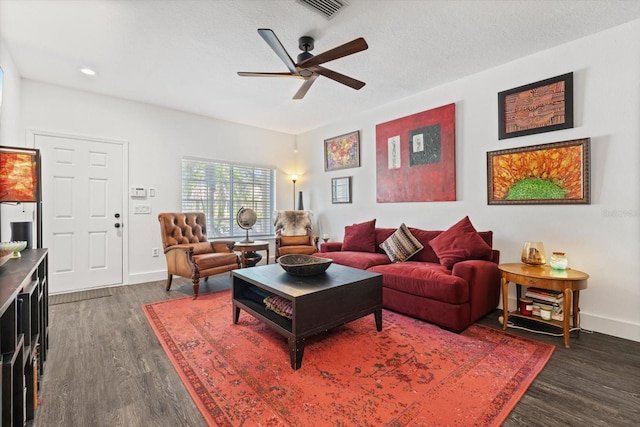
[369,262,470,305]
[407,228,442,263]
[193,252,238,269]
[342,219,377,253]
[429,216,493,269]
[478,231,493,247]
[279,235,310,246]
[277,246,317,257]
[375,228,396,254]
[314,250,391,270]
[379,223,424,262]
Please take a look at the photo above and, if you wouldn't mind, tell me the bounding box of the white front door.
[35,133,124,293]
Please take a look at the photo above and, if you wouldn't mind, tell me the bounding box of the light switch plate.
[134,205,151,214]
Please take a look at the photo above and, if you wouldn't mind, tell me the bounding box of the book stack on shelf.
[525,287,564,321]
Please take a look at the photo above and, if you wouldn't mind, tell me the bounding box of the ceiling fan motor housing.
[298,36,315,52]
[297,36,315,64]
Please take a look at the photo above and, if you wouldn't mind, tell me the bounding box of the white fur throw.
[273,210,313,236]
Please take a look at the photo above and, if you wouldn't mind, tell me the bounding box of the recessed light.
[80,68,96,76]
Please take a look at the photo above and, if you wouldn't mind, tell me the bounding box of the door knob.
[114,223,121,228]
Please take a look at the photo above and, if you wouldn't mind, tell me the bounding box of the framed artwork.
[331,176,352,204]
[375,103,456,202]
[324,131,360,171]
[0,146,40,202]
[487,138,590,205]
[498,72,573,140]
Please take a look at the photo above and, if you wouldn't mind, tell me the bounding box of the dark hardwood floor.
[33,275,640,426]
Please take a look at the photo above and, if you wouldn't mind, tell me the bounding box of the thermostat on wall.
[130,187,147,198]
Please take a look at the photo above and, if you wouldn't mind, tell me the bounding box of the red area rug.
[143,290,553,426]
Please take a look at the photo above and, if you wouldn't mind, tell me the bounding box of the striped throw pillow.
[263,295,293,319]
[379,223,424,262]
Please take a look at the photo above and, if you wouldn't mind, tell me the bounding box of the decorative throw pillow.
[380,223,424,262]
[342,219,377,253]
[429,216,493,269]
[263,295,293,319]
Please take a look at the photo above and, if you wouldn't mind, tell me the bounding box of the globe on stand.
[236,207,257,243]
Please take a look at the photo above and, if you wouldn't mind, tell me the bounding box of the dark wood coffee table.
[232,263,383,370]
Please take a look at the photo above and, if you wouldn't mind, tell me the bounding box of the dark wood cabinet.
[0,249,48,426]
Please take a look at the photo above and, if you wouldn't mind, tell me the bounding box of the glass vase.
[521,241,546,265]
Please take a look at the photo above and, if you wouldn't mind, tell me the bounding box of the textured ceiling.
[2,0,640,135]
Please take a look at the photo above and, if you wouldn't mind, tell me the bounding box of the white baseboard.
[128,270,167,285]
[500,296,640,343]
[578,312,640,343]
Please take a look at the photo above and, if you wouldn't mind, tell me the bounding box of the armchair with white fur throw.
[274,210,319,260]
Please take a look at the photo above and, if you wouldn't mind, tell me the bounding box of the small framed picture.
[331,176,352,204]
[324,131,360,171]
[498,72,573,140]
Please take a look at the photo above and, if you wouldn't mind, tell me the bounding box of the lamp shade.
[0,147,39,202]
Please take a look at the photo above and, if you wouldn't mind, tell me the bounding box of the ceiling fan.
[237,28,368,100]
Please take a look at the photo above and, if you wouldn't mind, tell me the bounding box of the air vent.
[296,0,348,19]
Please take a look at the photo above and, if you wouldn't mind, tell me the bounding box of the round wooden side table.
[234,240,270,268]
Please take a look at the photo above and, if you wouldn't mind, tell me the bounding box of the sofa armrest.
[320,242,343,252]
[490,249,500,264]
[210,240,236,253]
[164,244,195,256]
[452,259,501,323]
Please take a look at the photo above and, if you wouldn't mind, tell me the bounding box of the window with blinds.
[181,158,275,239]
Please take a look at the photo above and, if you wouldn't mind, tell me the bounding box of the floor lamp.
[291,174,297,210]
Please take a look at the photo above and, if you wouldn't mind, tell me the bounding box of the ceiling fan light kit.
[237,28,368,99]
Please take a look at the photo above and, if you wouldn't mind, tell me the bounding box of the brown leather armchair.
[274,210,319,260]
[158,212,240,299]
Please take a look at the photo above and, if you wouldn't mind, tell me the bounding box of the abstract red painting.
[375,103,456,202]
[0,149,39,202]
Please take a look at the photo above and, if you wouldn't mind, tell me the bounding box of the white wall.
[296,20,640,342]
[19,81,296,284]
[0,38,36,241]
[0,39,21,145]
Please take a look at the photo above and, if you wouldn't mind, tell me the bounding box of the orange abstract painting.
[0,150,39,202]
[487,138,590,205]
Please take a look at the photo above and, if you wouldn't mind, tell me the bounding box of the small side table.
[499,263,589,348]
[234,240,270,268]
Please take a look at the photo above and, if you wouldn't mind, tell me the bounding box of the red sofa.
[314,217,501,331]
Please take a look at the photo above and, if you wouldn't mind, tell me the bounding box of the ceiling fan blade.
[314,66,365,90]
[298,38,368,68]
[238,72,300,78]
[258,28,297,74]
[293,75,318,100]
